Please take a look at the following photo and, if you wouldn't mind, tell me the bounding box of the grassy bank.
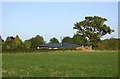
[2,52,118,77]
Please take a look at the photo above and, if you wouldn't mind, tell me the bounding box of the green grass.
[2,52,118,77]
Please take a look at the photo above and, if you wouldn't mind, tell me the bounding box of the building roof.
[37,43,82,48]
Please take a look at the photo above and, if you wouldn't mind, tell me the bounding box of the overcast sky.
[2,2,118,42]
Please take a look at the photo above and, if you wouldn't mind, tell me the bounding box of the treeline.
[0,33,88,50]
[50,33,88,46]
[61,37,119,50]
[49,35,120,50]
[0,34,119,52]
[0,35,45,50]
[94,38,120,50]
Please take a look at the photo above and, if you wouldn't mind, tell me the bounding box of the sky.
[2,2,118,42]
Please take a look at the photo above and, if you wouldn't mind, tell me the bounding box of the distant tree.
[4,36,11,49]
[23,40,31,49]
[62,36,73,43]
[103,38,118,50]
[49,37,59,43]
[0,36,4,43]
[0,36,3,51]
[30,35,45,48]
[117,39,120,50]
[95,38,119,50]
[0,36,2,45]
[0,36,5,49]
[94,42,104,50]
[15,35,22,48]
[72,33,88,46]
[10,36,16,49]
[73,16,114,50]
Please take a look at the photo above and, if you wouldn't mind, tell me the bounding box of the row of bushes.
[2,48,83,53]
[94,38,120,50]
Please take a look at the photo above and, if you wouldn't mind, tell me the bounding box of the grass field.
[2,52,118,77]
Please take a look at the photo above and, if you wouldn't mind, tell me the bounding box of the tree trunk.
[90,45,92,51]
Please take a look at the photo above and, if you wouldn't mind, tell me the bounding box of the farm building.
[37,43,89,50]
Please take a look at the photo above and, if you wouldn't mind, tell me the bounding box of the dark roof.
[37,43,82,48]
[10,36,15,40]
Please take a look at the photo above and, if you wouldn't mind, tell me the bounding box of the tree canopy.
[30,35,45,48]
[4,36,11,49]
[49,37,59,43]
[10,36,16,49]
[72,33,88,46]
[0,36,4,43]
[15,35,22,48]
[94,38,119,50]
[73,16,114,47]
[23,40,31,49]
[62,36,73,43]
[0,36,2,45]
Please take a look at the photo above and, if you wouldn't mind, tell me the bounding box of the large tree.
[73,16,114,49]
[49,37,59,43]
[30,35,45,48]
